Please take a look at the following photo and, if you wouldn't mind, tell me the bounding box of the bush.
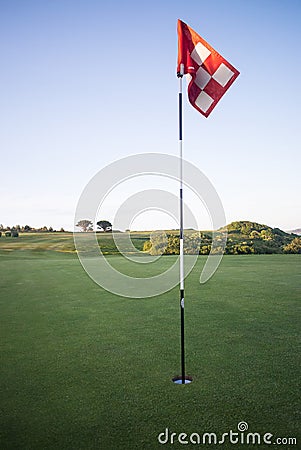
[143,241,152,252]
[199,245,211,255]
[143,232,203,256]
[283,237,301,254]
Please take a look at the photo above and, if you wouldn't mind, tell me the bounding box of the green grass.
[0,251,300,449]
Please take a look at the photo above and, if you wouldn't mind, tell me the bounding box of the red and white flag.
[177,19,239,117]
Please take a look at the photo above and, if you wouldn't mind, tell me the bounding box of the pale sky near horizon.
[1,0,300,231]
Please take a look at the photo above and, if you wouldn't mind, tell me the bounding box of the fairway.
[0,252,300,449]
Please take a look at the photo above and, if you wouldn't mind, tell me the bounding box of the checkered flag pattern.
[177,20,239,117]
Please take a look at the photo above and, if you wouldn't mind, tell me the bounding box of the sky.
[1,0,300,231]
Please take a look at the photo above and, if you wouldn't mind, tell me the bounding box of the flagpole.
[178,65,186,385]
[174,65,192,385]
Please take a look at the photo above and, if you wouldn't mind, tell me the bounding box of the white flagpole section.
[178,64,186,384]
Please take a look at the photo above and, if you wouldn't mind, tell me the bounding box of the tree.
[97,220,112,232]
[283,237,301,254]
[76,220,93,232]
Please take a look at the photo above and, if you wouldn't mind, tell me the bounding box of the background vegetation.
[144,221,301,255]
[1,221,300,256]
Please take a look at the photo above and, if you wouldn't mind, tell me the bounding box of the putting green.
[0,252,300,449]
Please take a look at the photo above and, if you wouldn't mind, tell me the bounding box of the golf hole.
[172,375,193,384]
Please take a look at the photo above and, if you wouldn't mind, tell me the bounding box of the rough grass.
[0,252,300,449]
[0,232,149,255]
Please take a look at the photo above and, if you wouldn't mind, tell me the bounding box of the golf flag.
[177,19,240,117]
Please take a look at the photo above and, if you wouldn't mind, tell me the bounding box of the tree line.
[0,224,65,234]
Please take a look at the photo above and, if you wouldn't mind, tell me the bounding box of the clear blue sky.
[1,0,300,231]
